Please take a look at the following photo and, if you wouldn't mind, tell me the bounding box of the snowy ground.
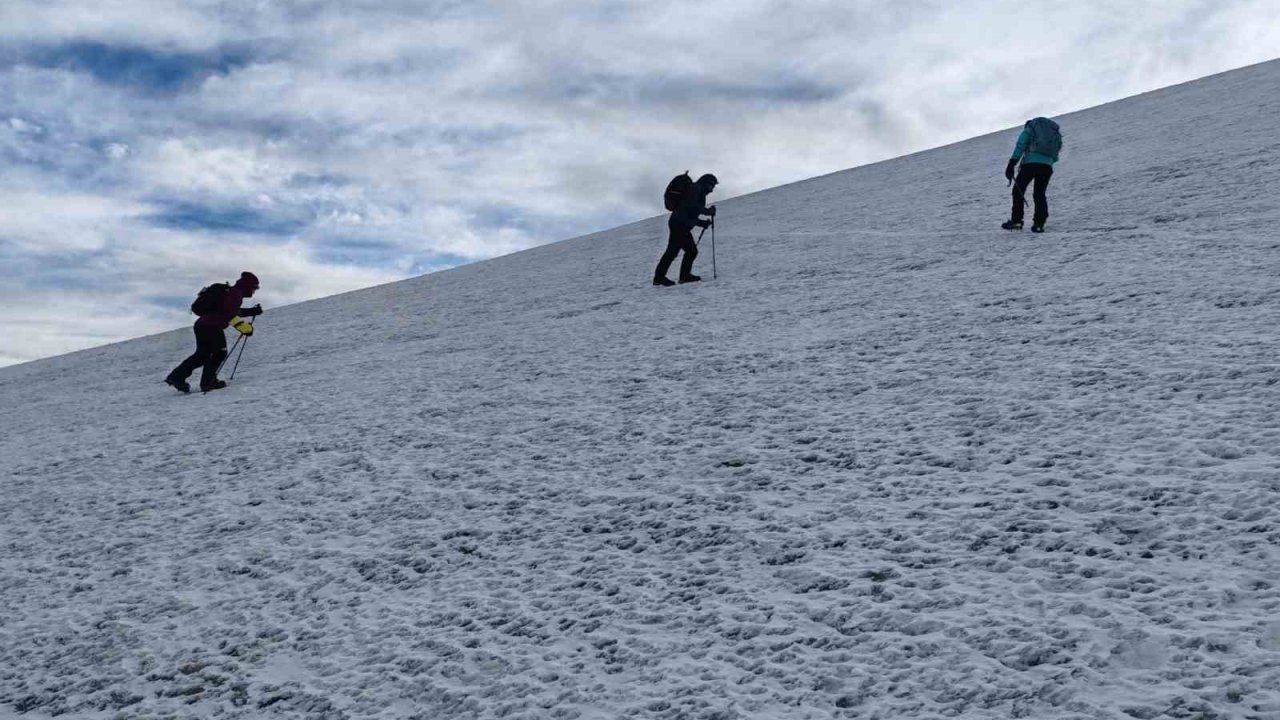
[2,61,1280,719]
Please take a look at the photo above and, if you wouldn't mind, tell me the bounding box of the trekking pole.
[218,333,245,376]
[711,219,717,280]
[228,317,254,381]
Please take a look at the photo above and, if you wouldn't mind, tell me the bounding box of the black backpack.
[191,282,230,316]
[664,172,693,211]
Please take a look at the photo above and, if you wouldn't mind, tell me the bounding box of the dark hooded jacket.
[670,178,713,231]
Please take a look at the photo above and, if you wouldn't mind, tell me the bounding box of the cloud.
[0,0,227,50]
[2,0,1279,366]
[0,186,147,252]
[0,292,135,367]
[138,138,295,195]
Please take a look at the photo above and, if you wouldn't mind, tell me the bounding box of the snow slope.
[3,60,1280,720]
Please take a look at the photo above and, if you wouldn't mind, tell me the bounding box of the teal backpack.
[1025,117,1062,161]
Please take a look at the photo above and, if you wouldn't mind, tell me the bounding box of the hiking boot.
[201,380,227,393]
[1001,220,1023,231]
[678,274,701,284]
[652,276,675,287]
[165,375,190,394]
[1030,224,1045,233]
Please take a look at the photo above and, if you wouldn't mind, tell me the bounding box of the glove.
[706,205,717,217]
[230,317,255,336]
[244,304,263,317]
[1005,159,1018,181]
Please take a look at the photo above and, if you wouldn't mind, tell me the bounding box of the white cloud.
[0,0,230,50]
[140,138,294,196]
[0,187,147,253]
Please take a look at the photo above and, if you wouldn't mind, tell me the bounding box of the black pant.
[654,220,698,281]
[1011,162,1053,225]
[170,323,227,388]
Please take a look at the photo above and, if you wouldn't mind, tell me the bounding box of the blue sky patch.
[146,200,308,236]
[17,41,253,96]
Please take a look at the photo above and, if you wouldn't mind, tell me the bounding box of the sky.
[1,1,1277,368]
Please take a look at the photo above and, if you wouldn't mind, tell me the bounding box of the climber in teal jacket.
[1003,117,1062,233]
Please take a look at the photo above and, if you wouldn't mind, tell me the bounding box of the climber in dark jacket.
[165,271,263,393]
[654,173,717,286]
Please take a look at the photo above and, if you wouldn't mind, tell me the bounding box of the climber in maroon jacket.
[165,271,263,393]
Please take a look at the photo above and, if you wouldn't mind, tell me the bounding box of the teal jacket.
[1011,127,1057,166]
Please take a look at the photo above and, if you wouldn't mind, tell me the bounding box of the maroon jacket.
[195,282,254,329]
